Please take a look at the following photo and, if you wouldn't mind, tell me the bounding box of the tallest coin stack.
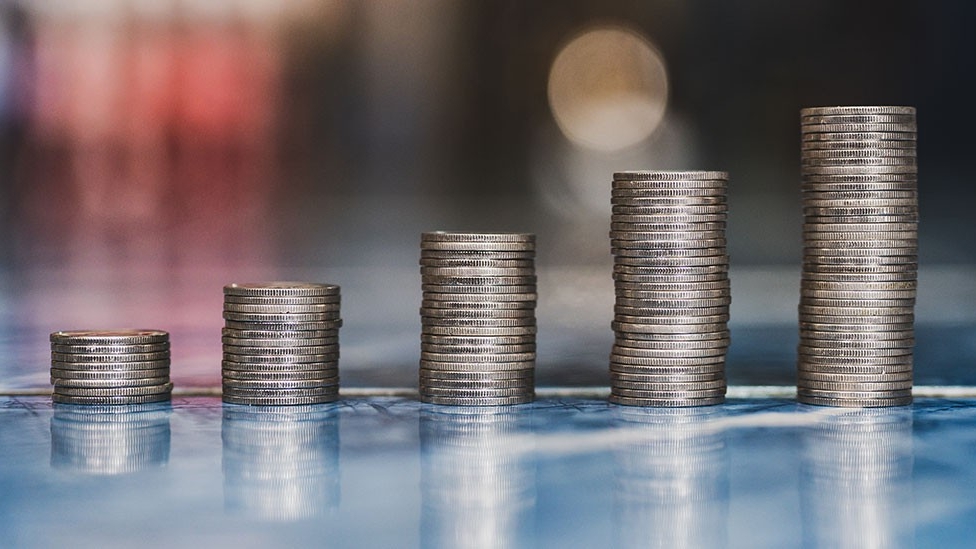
[798,106,918,407]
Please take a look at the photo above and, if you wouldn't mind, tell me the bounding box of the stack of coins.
[419,232,536,406]
[798,106,917,407]
[222,282,342,406]
[50,330,173,405]
[609,171,730,407]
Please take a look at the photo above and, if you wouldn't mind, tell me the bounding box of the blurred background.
[0,0,973,389]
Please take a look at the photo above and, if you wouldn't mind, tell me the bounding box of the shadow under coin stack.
[798,106,917,407]
[419,232,537,406]
[222,282,342,406]
[50,330,173,405]
[609,171,730,407]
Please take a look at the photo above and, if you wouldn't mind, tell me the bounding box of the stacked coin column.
[609,171,730,407]
[798,106,917,407]
[419,232,536,406]
[222,282,342,406]
[50,330,173,405]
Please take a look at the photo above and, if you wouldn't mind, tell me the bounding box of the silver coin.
[798,305,914,317]
[420,351,535,363]
[611,255,729,267]
[420,386,533,398]
[222,386,339,398]
[803,156,917,168]
[50,343,170,355]
[614,337,730,350]
[224,282,340,297]
[223,352,339,364]
[615,286,730,298]
[221,336,338,347]
[610,371,725,382]
[420,300,535,311]
[797,387,912,400]
[801,106,915,116]
[609,363,725,375]
[804,204,917,217]
[421,334,536,346]
[801,140,917,152]
[221,361,337,373]
[608,394,725,407]
[421,284,537,294]
[798,320,915,332]
[612,321,728,334]
[611,387,727,399]
[50,367,170,380]
[798,362,913,374]
[610,354,725,367]
[801,113,916,125]
[798,345,912,358]
[421,343,536,354]
[222,377,339,390]
[795,394,912,408]
[803,256,917,267]
[614,276,728,288]
[799,329,914,341]
[422,231,534,243]
[609,227,726,240]
[50,329,169,345]
[798,379,913,392]
[222,295,341,305]
[611,346,726,359]
[419,258,534,268]
[802,189,916,199]
[614,306,729,318]
[610,186,727,197]
[223,369,337,381]
[420,379,534,392]
[802,232,917,244]
[802,165,917,176]
[222,394,339,406]
[801,148,916,159]
[220,327,338,339]
[613,261,728,272]
[419,266,536,277]
[609,211,728,223]
[420,241,535,252]
[223,320,344,331]
[803,122,916,133]
[223,344,340,356]
[800,331,916,345]
[51,351,170,363]
[798,354,913,366]
[420,249,535,259]
[420,394,534,406]
[52,376,170,389]
[608,217,726,229]
[610,202,727,213]
[611,196,727,207]
[422,292,537,303]
[797,371,913,383]
[419,369,534,381]
[223,303,341,314]
[55,383,174,397]
[422,325,537,337]
[615,296,731,308]
[613,379,727,391]
[802,263,917,274]
[421,317,536,328]
[613,329,730,342]
[420,308,536,319]
[614,313,730,325]
[51,359,170,371]
[420,275,537,286]
[804,245,918,257]
[53,392,172,405]
[613,171,728,181]
[419,359,534,372]
[802,297,915,308]
[222,311,341,323]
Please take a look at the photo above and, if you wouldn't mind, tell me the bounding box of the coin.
[608,395,725,407]
[223,303,342,314]
[52,393,173,405]
[419,369,534,381]
[796,395,912,408]
[50,330,169,345]
[419,359,534,372]
[221,395,339,406]
[55,383,174,397]
[50,367,170,380]
[50,343,170,354]
[222,344,340,356]
[224,282,340,297]
[221,378,339,390]
[420,395,534,406]
[52,376,171,388]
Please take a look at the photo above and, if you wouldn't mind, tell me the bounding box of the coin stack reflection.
[609,171,730,406]
[420,408,535,548]
[801,409,914,548]
[612,407,728,549]
[798,106,917,407]
[419,232,536,406]
[50,330,173,405]
[222,282,342,406]
[222,405,340,520]
[51,403,172,474]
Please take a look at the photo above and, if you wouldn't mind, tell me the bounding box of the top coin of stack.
[419,232,537,406]
[609,171,730,407]
[222,282,342,406]
[50,329,173,405]
[798,106,917,408]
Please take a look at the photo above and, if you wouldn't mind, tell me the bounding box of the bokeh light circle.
[548,26,669,152]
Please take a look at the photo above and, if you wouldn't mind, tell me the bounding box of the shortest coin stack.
[222,282,342,406]
[419,232,537,406]
[50,330,173,405]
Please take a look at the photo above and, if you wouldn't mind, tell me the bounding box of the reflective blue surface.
[1,396,975,548]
